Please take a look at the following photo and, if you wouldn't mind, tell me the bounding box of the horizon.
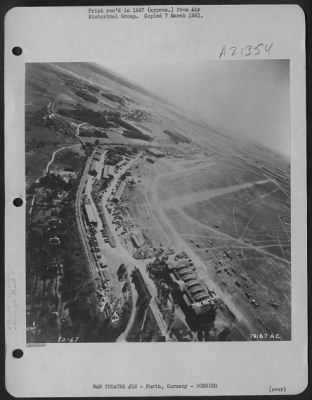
[97,59,290,158]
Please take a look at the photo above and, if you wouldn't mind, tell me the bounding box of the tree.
[89,169,97,177]
[117,264,127,281]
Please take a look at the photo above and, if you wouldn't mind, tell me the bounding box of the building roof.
[147,148,164,156]
[84,203,97,224]
[90,160,98,172]
[187,281,201,289]
[114,181,126,200]
[190,287,205,296]
[193,292,210,302]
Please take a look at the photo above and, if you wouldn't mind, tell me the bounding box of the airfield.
[120,148,290,340]
[25,62,291,342]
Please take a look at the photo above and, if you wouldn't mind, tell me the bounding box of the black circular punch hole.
[13,197,23,207]
[12,349,23,359]
[12,46,22,56]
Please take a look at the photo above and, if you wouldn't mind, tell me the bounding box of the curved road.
[45,121,86,174]
[45,144,80,174]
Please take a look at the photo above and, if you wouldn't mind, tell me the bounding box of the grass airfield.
[126,150,291,340]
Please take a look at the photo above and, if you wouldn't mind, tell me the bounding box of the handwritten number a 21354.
[219,43,273,58]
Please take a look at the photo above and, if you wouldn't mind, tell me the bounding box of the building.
[129,231,145,249]
[175,264,195,272]
[130,233,140,249]
[94,150,101,159]
[102,164,114,179]
[146,148,164,158]
[116,159,126,168]
[168,268,213,314]
[190,297,215,316]
[113,180,126,201]
[89,160,99,174]
[133,230,144,246]
[187,281,201,290]
[49,167,77,182]
[84,203,97,226]
[49,236,61,246]
[102,164,109,179]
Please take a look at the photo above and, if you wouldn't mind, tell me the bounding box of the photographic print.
[25,60,291,344]
[6,5,307,397]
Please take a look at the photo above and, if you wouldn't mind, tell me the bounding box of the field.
[160,206,290,339]
[52,147,86,172]
[115,138,291,340]
[157,160,266,201]
[153,154,291,339]
[182,181,290,260]
[123,185,169,248]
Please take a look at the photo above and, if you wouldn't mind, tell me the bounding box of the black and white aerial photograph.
[25,60,290,343]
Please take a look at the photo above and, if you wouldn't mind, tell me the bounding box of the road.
[77,148,140,342]
[28,194,36,216]
[99,153,142,342]
[76,122,88,137]
[149,298,170,338]
[93,151,170,341]
[44,107,89,175]
[45,144,80,174]
[76,150,140,342]
[47,100,87,147]
[74,148,170,341]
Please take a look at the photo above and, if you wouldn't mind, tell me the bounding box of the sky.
[105,60,290,157]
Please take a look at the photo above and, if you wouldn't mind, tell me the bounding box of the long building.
[116,159,126,168]
[84,203,97,225]
[130,231,145,249]
[90,160,99,173]
[113,180,126,201]
[146,148,164,158]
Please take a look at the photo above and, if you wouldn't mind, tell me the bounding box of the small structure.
[49,236,61,246]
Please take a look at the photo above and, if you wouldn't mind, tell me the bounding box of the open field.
[182,182,290,260]
[159,201,290,339]
[158,160,267,201]
[52,147,86,172]
[112,139,291,340]
[123,185,169,248]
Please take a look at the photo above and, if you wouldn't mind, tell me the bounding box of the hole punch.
[12,349,23,358]
[13,198,23,207]
[12,46,22,56]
